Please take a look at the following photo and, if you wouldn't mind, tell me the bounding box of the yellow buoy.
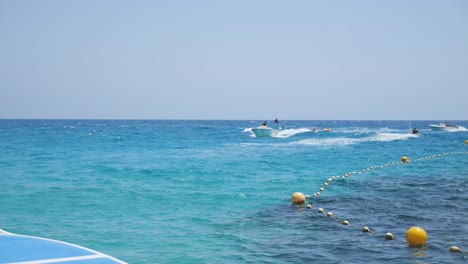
[465,140,468,145]
[401,156,409,163]
[291,192,306,205]
[406,226,427,247]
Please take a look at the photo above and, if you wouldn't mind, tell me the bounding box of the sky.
[0,0,467,120]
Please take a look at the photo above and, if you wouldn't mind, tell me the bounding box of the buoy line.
[308,151,468,198]
[292,151,468,252]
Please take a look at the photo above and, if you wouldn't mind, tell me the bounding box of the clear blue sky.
[1,0,467,120]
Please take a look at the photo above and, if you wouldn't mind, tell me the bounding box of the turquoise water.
[1,120,467,263]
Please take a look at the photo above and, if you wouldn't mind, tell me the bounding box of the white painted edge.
[0,229,127,264]
[7,254,105,264]
[0,229,13,235]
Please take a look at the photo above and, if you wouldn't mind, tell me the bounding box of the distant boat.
[313,128,332,133]
[0,229,127,263]
[251,125,277,137]
[429,123,460,131]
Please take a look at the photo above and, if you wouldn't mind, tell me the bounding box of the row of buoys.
[295,195,464,252]
[297,198,430,246]
[292,151,468,252]
[307,151,468,199]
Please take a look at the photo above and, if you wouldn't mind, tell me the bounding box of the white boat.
[429,123,460,131]
[251,126,277,137]
[0,229,127,263]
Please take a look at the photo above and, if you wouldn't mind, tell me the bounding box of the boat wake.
[244,127,312,138]
[450,126,467,132]
[275,128,312,138]
[293,132,418,146]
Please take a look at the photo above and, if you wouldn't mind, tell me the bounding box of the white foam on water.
[244,127,311,138]
[293,137,360,146]
[293,132,418,146]
[450,126,468,132]
[335,127,402,134]
[371,132,419,141]
[274,128,312,138]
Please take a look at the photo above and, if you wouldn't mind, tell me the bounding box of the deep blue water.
[1,120,467,263]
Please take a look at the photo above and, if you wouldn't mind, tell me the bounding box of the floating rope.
[295,150,468,252]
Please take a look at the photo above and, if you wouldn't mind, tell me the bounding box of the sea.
[1,120,467,264]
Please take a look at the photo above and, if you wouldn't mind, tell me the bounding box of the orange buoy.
[291,192,306,205]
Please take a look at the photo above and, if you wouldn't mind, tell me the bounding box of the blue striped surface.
[0,232,125,264]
